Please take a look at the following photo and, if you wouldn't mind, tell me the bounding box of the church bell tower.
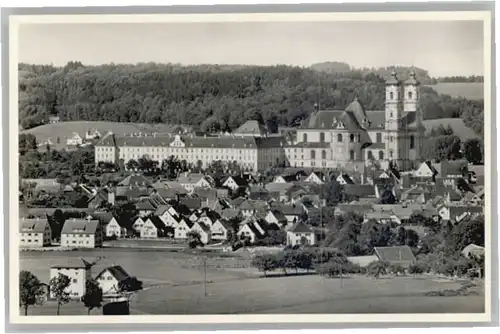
[384,71,404,169]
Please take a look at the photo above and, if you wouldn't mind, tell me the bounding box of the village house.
[462,243,485,259]
[222,175,248,191]
[273,174,299,183]
[85,129,101,141]
[437,204,484,222]
[190,221,212,244]
[87,188,115,210]
[305,171,327,184]
[336,173,355,185]
[414,161,438,180]
[104,216,130,238]
[174,220,193,240]
[210,219,231,241]
[141,216,169,238]
[196,210,221,228]
[237,221,265,244]
[373,246,416,269]
[286,221,316,246]
[66,132,83,146]
[118,174,152,188]
[155,205,182,228]
[278,204,304,225]
[60,219,103,248]
[136,198,157,217]
[19,218,52,248]
[177,173,215,193]
[264,209,288,228]
[95,265,131,296]
[460,192,483,206]
[132,217,146,235]
[48,115,60,124]
[50,259,92,299]
[433,159,468,179]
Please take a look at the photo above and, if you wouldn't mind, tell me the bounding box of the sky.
[18,20,484,77]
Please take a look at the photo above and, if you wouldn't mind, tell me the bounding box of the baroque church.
[284,71,425,172]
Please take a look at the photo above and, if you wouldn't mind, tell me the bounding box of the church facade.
[284,71,425,172]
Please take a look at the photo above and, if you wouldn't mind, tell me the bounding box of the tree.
[187,231,203,248]
[126,159,139,171]
[19,271,45,316]
[322,180,344,206]
[463,138,483,165]
[118,277,143,292]
[81,279,103,315]
[49,273,71,315]
[366,260,390,278]
[251,253,278,277]
[380,188,396,204]
[423,135,462,161]
[409,262,425,277]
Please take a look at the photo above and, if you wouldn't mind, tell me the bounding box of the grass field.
[20,250,484,315]
[20,121,187,151]
[422,118,479,141]
[426,82,484,100]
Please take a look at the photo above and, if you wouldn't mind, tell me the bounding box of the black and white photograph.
[4,5,495,326]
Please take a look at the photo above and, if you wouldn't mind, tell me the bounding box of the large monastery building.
[287,71,425,171]
[95,70,424,172]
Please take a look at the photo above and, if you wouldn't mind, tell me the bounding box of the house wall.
[106,219,124,238]
[175,224,190,239]
[61,233,97,248]
[237,225,256,243]
[210,223,228,241]
[97,272,121,295]
[286,231,316,246]
[140,222,158,238]
[19,226,51,248]
[49,268,87,299]
[191,225,211,244]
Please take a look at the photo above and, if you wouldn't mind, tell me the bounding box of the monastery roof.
[97,133,286,149]
[233,120,268,136]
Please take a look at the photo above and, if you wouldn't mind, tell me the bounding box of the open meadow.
[20,121,187,151]
[20,249,484,315]
[426,82,484,100]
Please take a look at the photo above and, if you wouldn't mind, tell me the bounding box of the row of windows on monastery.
[302,133,362,143]
[302,132,415,146]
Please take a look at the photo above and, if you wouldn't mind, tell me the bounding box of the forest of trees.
[18,62,483,136]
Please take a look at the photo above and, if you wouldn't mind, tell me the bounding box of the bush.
[251,253,279,276]
[366,260,390,278]
[409,262,426,276]
[389,263,406,276]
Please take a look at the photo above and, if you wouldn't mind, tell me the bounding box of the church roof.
[345,98,369,127]
[405,71,420,85]
[386,71,401,85]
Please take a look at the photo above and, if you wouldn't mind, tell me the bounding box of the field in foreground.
[426,82,484,100]
[20,250,484,315]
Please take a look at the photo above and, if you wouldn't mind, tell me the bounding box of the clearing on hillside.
[20,121,188,151]
[422,118,479,141]
[426,82,484,100]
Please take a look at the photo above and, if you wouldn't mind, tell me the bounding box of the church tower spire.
[384,70,404,166]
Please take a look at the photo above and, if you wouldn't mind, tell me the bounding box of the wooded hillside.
[18,62,484,136]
